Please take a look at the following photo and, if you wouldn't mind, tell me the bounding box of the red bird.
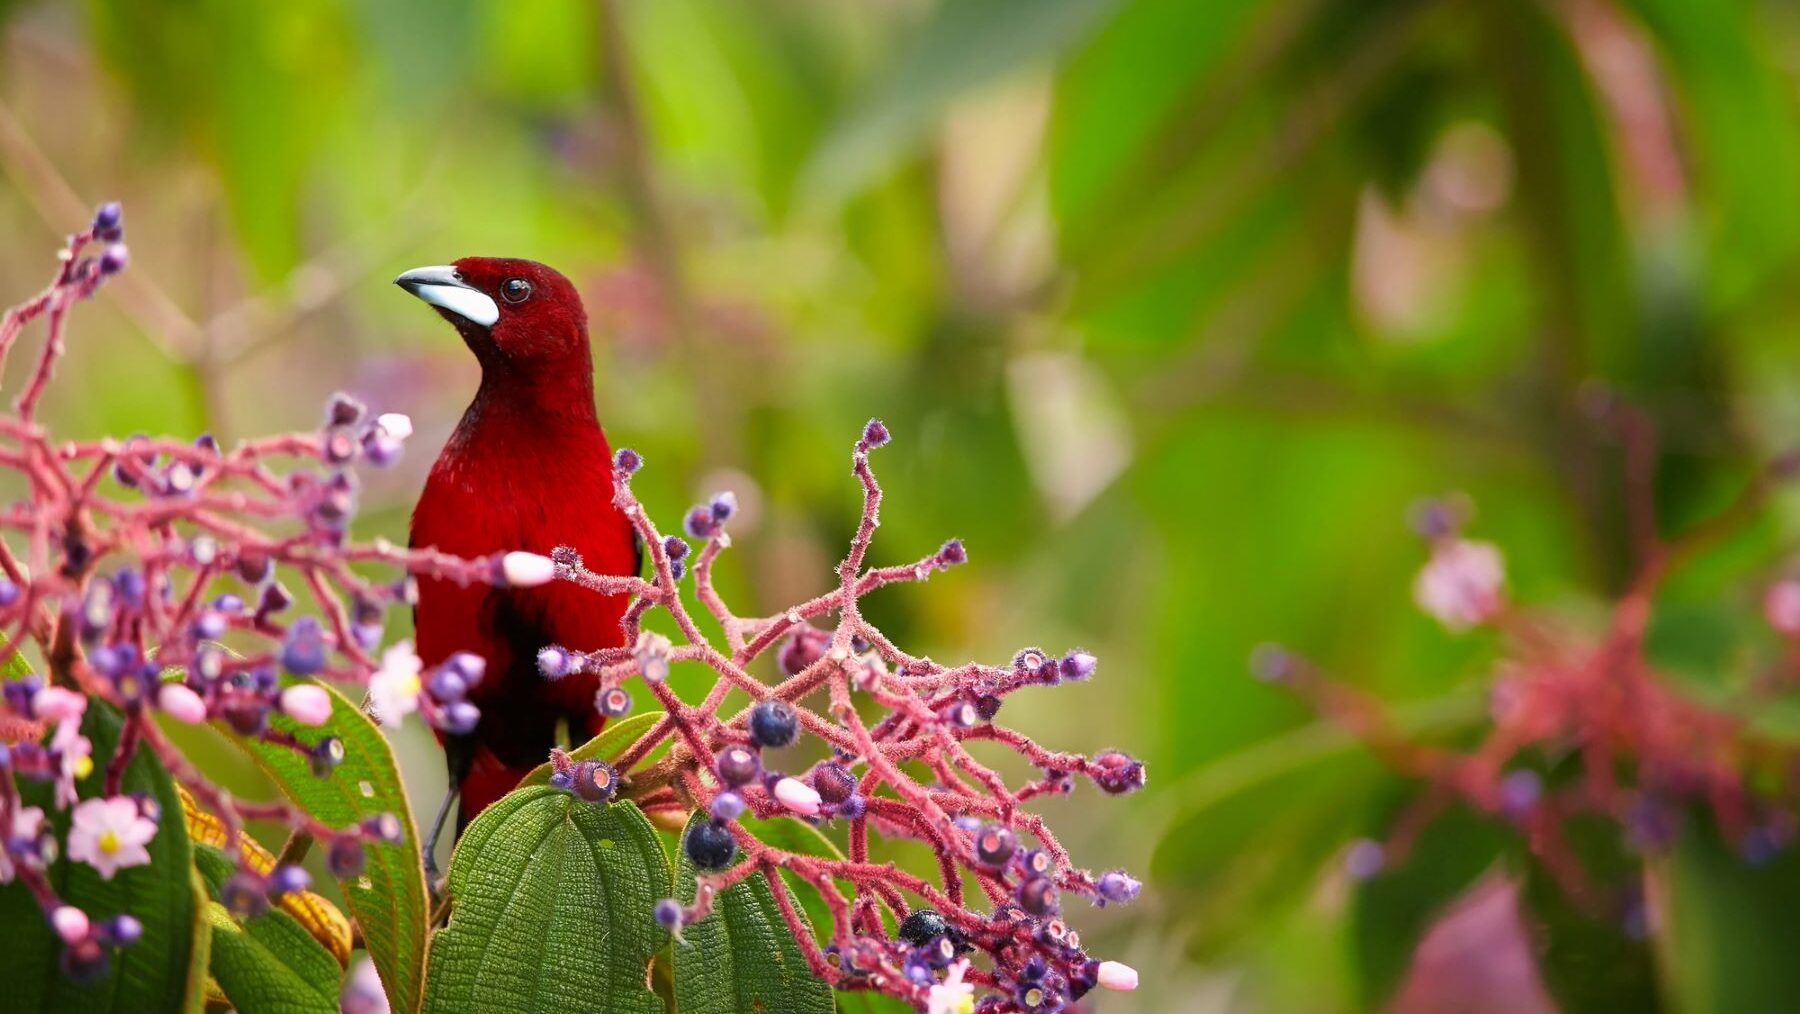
[395,259,638,875]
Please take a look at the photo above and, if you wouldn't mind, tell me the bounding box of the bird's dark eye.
[501,278,532,304]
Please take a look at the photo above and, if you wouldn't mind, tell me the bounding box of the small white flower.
[0,805,44,883]
[66,796,157,880]
[1413,539,1504,631]
[926,959,975,1014]
[51,719,92,810]
[374,412,414,441]
[369,641,424,728]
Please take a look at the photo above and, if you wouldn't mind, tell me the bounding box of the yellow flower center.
[73,755,94,780]
[98,830,120,855]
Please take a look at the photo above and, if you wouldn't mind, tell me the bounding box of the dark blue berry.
[309,736,346,778]
[684,819,738,870]
[1017,876,1059,917]
[59,938,109,983]
[748,699,799,749]
[280,618,327,676]
[898,908,949,947]
[221,872,270,919]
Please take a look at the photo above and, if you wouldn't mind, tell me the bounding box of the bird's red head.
[395,257,589,369]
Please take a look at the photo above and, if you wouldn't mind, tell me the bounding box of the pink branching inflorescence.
[1257,408,1800,926]
[0,207,562,980]
[542,418,1146,1010]
[0,207,1146,1007]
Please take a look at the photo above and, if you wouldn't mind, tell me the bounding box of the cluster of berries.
[533,419,1145,1010]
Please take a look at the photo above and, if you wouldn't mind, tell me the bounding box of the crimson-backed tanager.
[394,259,638,877]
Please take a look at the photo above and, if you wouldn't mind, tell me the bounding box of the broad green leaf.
[741,813,849,943]
[519,711,664,787]
[672,814,834,1014]
[1652,817,1800,1012]
[233,681,426,1014]
[423,786,667,1014]
[1350,803,1509,1006]
[0,699,199,1012]
[202,898,340,1014]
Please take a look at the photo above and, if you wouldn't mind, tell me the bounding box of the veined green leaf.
[672,814,834,1014]
[422,786,667,1013]
[202,896,340,1014]
[1652,817,1800,1013]
[233,681,426,1014]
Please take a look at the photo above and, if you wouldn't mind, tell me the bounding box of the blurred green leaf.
[1350,803,1509,1006]
[1652,816,1800,1013]
[804,0,1118,201]
[234,682,425,1014]
[422,786,667,1013]
[1518,814,1662,1013]
[0,700,201,1011]
[672,814,834,1014]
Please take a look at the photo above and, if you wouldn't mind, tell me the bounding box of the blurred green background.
[6,0,1800,1009]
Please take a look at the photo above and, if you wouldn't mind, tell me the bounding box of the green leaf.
[672,814,834,1014]
[803,0,1117,201]
[1518,814,1661,1013]
[183,867,214,1013]
[519,711,665,788]
[233,681,426,1014]
[0,699,199,1012]
[1652,816,1800,1013]
[423,786,667,1014]
[202,898,341,1014]
[1350,803,1509,1006]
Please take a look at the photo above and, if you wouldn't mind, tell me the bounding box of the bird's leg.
[421,784,458,887]
[424,735,475,902]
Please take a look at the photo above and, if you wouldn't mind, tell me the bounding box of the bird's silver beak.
[394,265,500,327]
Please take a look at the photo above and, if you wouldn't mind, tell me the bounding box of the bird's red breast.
[399,257,638,825]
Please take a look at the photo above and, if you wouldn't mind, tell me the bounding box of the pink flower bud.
[1413,539,1504,631]
[280,684,333,727]
[158,683,207,724]
[773,776,822,816]
[501,551,556,588]
[1097,960,1138,991]
[52,905,89,944]
[32,686,87,723]
[1766,580,1800,635]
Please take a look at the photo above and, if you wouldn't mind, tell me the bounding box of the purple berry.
[1095,869,1141,905]
[861,419,889,449]
[715,746,760,788]
[898,908,949,947]
[440,701,480,735]
[309,736,346,778]
[653,898,683,931]
[709,491,737,523]
[327,838,366,878]
[537,645,572,680]
[221,872,270,919]
[280,617,327,676]
[1017,876,1058,917]
[1059,650,1097,682]
[596,686,632,718]
[938,539,967,566]
[975,824,1018,868]
[59,938,109,983]
[613,448,642,474]
[269,864,312,897]
[811,762,857,805]
[98,244,128,276]
[103,914,143,946]
[1090,750,1146,795]
[428,668,468,703]
[709,791,746,822]
[571,760,619,803]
